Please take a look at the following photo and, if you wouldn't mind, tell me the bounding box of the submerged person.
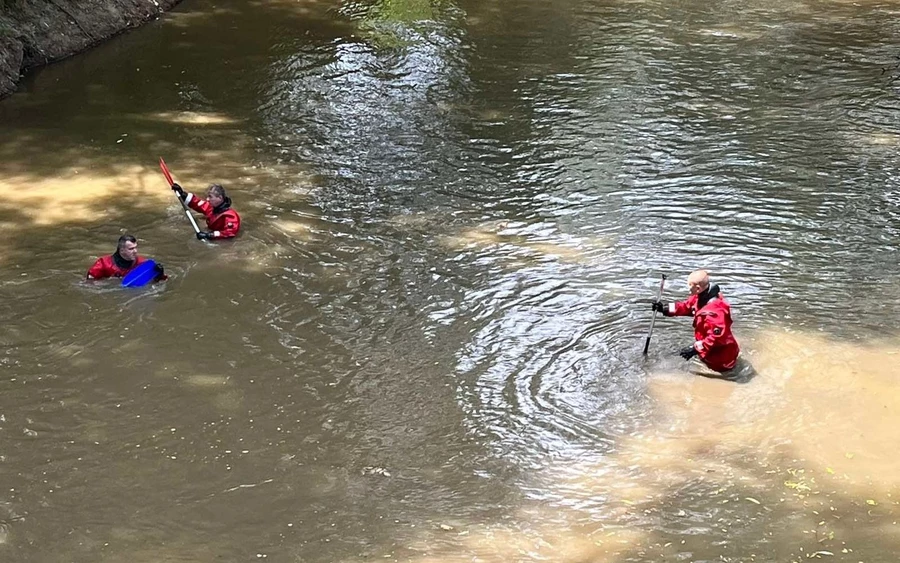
[86,234,165,281]
[171,182,241,241]
[652,269,745,379]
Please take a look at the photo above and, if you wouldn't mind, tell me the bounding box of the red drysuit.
[184,193,241,239]
[667,290,740,372]
[86,254,148,280]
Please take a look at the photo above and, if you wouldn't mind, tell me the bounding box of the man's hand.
[679,346,698,360]
[196,231,211,240]
[153,263,166,281]
[651,300,668,313]
[172,182,187,200]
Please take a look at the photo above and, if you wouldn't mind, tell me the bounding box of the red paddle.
[159,157,201,236]
[159,157,175,186]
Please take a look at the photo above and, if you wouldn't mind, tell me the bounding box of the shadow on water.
[0,0,353,184]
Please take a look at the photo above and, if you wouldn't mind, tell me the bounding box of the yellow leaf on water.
[785,481,811,491]
[845,453,854,459]
[866,499,877,506]
[825,467,834,474]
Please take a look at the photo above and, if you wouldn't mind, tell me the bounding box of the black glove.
[679,346,698,360]
[153,263,166,281]
[196,231,211,240]
[651,300,668,313]
[171,182,187,200]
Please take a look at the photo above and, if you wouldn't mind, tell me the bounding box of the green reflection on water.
[359,0,447,48]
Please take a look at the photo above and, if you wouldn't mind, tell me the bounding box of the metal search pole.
[642,273,667,355]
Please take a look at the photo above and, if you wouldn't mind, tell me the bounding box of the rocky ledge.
[0,0,182,99]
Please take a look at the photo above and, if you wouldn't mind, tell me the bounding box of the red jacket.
[86,254,147,280]
[185,193,241,239]
[667,289,740,371]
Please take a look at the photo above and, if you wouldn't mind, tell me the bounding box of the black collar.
[112,251,135,270]
[213,197,232,215]
[697,284,721,309]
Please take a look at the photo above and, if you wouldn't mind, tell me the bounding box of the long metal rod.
[642,273,667,355]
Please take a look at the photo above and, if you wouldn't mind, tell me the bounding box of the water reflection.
[260,20,469,216]
[1,0,900,560]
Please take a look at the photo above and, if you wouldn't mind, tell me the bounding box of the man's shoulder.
[87,255,113,278]
[704,297,732,312]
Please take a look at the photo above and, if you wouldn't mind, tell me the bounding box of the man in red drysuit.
[86,234,165,281]
[171,182,241,241]
[652,269,741,376]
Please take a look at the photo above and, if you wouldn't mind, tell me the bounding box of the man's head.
[206,184,227,208]
[687,269,710,295]
[116,234,138,262]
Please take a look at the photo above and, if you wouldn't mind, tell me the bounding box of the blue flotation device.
[122,260,159,288]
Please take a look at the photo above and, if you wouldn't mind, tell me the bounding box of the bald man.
[651,270,741,376]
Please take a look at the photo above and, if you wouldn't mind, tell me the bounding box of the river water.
[1,0,899,561]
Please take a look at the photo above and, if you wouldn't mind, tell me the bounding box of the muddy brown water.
[1,0,900,561]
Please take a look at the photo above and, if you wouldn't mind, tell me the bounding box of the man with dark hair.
[86,235,165,281]
[171,182,241,240]
[652,269,741,376]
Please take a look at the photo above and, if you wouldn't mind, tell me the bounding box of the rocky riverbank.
[0,0,182,99]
